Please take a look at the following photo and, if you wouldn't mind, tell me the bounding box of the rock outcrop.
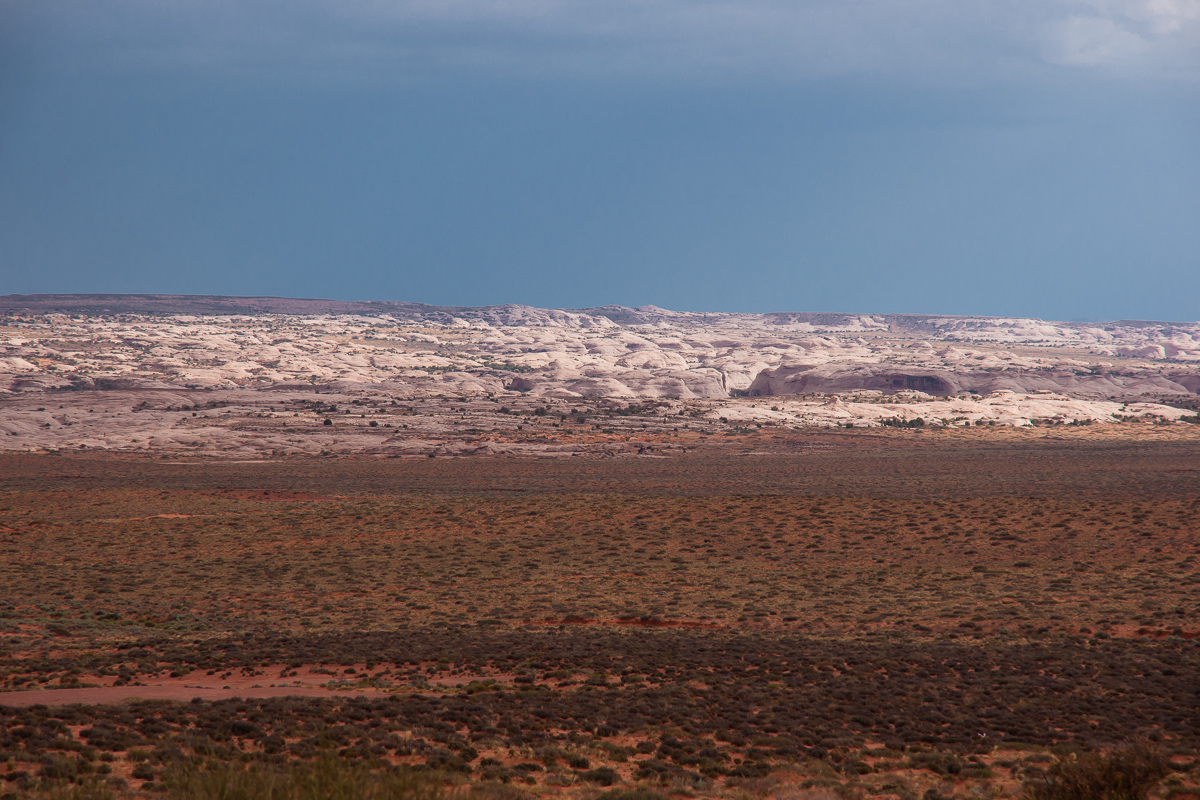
[748,365,1200,401]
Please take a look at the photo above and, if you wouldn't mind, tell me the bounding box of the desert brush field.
[1,426,1198,800]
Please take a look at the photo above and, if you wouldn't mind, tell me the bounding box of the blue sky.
[1,0,1198,319]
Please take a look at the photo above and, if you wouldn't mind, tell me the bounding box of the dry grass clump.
[37,781,118,800]
[162,755,445,800]
[594,790,665,800]
[1022,742,1172,800]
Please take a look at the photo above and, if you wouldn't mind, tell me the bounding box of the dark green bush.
[580,767,618,785]
[880,416,925,428]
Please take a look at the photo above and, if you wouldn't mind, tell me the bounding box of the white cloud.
[1046,16,1151,65]
[12,0,1200,82]
[1088,0,1200,35]
[1038,0,1200,69]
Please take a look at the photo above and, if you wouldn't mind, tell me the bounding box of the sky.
[1,0,1198,320]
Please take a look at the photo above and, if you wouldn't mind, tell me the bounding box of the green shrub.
[880,416,924,428]
[580,767,618,785]
[1022,742,1170,800]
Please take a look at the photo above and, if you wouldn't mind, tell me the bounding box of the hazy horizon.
[5,290,1200,324]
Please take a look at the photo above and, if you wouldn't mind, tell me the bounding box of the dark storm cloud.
[2,0,1198,319]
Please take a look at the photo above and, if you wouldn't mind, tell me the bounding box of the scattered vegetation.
[1,437,1198,799]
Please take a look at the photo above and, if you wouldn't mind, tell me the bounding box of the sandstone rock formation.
[1,294,1196,455]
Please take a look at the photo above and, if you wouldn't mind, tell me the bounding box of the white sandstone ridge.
[0,295,1198,405]
[0,387,1192,457]
[710,390,1195,428]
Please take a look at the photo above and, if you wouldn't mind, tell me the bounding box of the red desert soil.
[0,664,508,707]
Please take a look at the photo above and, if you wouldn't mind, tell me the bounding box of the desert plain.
[1,295,1198,800]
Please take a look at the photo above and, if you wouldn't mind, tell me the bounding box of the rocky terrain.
[1,294,1198,455]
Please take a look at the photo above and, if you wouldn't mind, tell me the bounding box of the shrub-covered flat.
[1,430,1198,799]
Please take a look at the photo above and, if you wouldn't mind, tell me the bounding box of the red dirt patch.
[1137,627,1200,639]
[0,663,520,707]
[0,663,410,707]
